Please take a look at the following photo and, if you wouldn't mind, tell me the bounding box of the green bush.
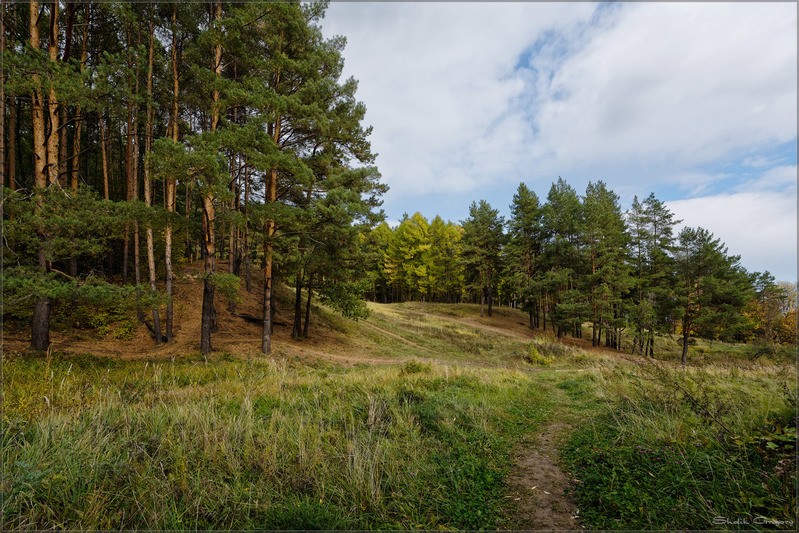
[525,345,554,366]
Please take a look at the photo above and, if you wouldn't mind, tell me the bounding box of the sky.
[320,2,798,281]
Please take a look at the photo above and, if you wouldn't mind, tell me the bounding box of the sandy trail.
[503,420,582,530]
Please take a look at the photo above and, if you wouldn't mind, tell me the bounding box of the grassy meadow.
[2,301,796,530]
[2,354,552,529]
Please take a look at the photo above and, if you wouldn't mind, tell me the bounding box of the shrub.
[525,345,554,366]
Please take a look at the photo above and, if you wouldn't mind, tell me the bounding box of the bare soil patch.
[502,421,582,531]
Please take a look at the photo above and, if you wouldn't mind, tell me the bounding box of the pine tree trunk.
[0,10,5,190]
[70,104,81,191]
[99,115,109,199]
[164,3,179,342]
[7,97,16,190]
[132,64,141,287]
[201,1,222,356]
[122,226,129,282]
[262,216,275,354]
[185,181,192,260]
[227,153,238,312]
[681,321,689,365]
[293,270,303,339]
[243,164,252,293]
[303,273,313,339]
[123,84,133,283]
[262,106,281,354]
[45,0,60,187]
[144,9,161,342]
[30,0,52,350]
[58,105,68,186]
[67,2,88,191]
[31,293,51,351]
[542,296,547,331]
[200,279,215,356]
[32,102,47,184]
[200,194,216,355]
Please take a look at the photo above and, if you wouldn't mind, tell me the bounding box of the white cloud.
[321,2,596,198]
[670,171,732,196]
[735,165,797,193]
[530,2,797,186]
[742,155,778,169]
[323,2,795,197]
[667,186,797,282]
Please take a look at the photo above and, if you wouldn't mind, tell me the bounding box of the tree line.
[2,1,385,356]
[361,180,796,364]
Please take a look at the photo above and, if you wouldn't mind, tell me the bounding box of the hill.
[2,261,624,367]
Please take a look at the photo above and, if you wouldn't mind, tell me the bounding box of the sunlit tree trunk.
[262,161,278,354]
[164,3,178,341]
[30,0,50,350]
[45,0,60,187]
[261,77,281,354]
[143,6,161,342]
[200,0,222,356]
[98,114,109,199]
[69,2,89,192]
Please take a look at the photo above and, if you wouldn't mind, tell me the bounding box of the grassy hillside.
[2,279,796,530]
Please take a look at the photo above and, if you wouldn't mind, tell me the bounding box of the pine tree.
[427,216,464,303]
[582,181,631,347]
[461,200,505,317]
[626,193,680,355]
[506,182,542,328]
[363,222,393,303]
[539,178,585,338]
[674,227,754,364]
[387,212,431,301]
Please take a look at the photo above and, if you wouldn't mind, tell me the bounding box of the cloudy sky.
[320,2,797,281]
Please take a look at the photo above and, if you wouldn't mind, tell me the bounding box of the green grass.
[3,301,795,530]
[2,353,550,530]
[561,362,797,531]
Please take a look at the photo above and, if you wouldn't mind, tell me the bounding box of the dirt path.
[401,309,535,341]
[502,419,581,531]
[359,320,434,352]
[288,343,399,367]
